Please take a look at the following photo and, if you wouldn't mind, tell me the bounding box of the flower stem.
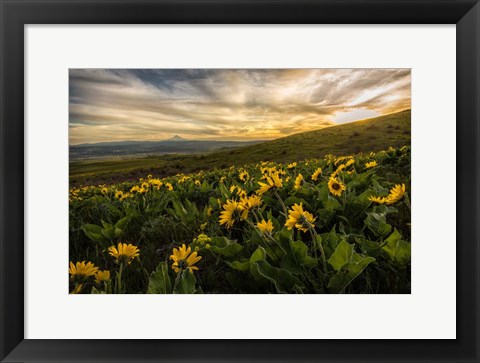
[173,268,183,291]
[309,225,328,275]
[116,262,124,294]
[273,190,287,217]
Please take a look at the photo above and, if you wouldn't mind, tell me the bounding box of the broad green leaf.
[254,260,304,294]
[318,184,329,204]
[114,215,131,230]
[81,224,107,243]
[328,239,354,272]
[364,211,392,237]
[101,220,114,231]
[218,183,231,199]
[210,242,243,257]
[382,229,402,259]
[147,261,172,294]
[382,229,411,266]
[354,236,383,258]
[327,255,375,293]
[249,246,266,281]
[281,240,317,273]
[324,196,342,211]
[173,269,197,294]
[226,259,250,272]
[200,180,211,193]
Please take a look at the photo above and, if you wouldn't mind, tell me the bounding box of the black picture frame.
[1,1,479,362]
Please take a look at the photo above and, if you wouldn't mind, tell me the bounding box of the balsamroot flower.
[170,244,202,273]
[256,173,283,195]
[94,270,111,283]
[311,168,322,181]
[108,243,140,265]
[285,203,316,233]
[294,174,304,190]
[369,183,406,205]
[256,220,274,235]
[219,199,248,228]
[328,177,346,197]
[69,261,99,282]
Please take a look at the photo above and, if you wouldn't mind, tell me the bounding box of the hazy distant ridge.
[70,137,267,160]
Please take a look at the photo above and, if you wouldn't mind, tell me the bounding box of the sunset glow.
[69,69,411,145]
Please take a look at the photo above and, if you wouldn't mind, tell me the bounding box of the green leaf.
[210,242,243,257]
[114,215,131,230]
[281,240,317,273]
[173,270,197,294]
[101,220,114,231]
[382,229,411,266]
[364,211,392,237]
[254,260,304,293]
[218,183,231,199]
[327,255,375,293]
[354,236,383,258]
[249,246,267,281]
[226,259,250,272]
[382,229,402,258]
[324,196,342,211]
[318,184,329,203]
[200,180,212,193]
[147,261,172,294]
[81,224,107,243]
[328,239,354,272]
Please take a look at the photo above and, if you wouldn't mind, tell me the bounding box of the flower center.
[332,183,340,190]
[178,260,188,269]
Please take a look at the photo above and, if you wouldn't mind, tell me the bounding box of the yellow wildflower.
[311,168,322,181]
[170,244,202,273]
[239,171,249,182]
[369,183,406,205]
[94,270,110,283]
[328,177,346,197]
[108,243,140,265]
[294,174,304,190]
[256,220,274,235]
[368,195,387,204]
[365,161,378,169]
[385,183,406,204]
[69,261,98,281]
[285,203,316,233]
[219,199,248,228]
[244,194,262,209]
[257,173,282,195]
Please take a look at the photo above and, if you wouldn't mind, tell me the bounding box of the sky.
[69,69,411,145]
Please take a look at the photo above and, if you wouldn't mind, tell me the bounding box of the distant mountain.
[167,135,185,142]
[69,137,267,160]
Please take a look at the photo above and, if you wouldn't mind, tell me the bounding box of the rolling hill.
[70,109,410,186]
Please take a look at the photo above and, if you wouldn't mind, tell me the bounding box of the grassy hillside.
[70,109,410,186]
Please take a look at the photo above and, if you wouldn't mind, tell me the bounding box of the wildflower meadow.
[69,146,411,294]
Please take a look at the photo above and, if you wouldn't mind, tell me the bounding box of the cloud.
[69,68,411,144]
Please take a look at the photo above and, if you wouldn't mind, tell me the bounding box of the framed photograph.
[1,0,479,362]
